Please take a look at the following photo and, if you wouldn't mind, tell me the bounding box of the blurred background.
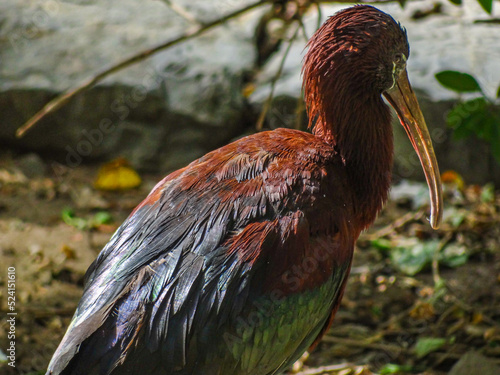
[0,0,499,374]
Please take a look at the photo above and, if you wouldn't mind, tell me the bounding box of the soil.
[0,152,498,375]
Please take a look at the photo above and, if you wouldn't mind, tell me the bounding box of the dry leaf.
[441,170,465,190]
[61,244,76,260]
[409,301,435,320]
[94,157,141,191]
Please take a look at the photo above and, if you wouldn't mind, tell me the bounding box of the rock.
[15,153,47,178]
[448,351,500,375]
[0,0,260,172]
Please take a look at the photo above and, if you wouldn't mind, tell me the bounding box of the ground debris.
[0,156,498,374]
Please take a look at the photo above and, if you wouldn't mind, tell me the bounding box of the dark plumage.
[47,5,442,375]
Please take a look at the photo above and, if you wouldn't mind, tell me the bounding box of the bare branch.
[293,362,352,375]
[16,0,267,138]
[256,22,301,131]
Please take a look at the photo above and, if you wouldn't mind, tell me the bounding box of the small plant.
[446,0,494,14]
[435,70,500,162]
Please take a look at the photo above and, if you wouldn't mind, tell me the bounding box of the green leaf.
[496,83,500,99]
[414,337,447,358]
[390,239,440,275]
[440,243,469,268]
[481,183,495,203]
[61,208,88,230]
[371,305,382,317]
[442,207,466,228]
[371,238,392,251]
[448,0,462,4]
[477,0,493,14]
[379,363,414,374]
[447,99,500,164]
[92,211,113,226]
[435,71,482,93]
[446,98,490,140]
[450,211,466,228]
[450,122,474,140]
[475,115,495,140]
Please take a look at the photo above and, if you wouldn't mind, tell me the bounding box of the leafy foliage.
[435,71,482,93]
[62,208,113,230]
[414,337,448,358]
[389,239,468,276]
[447,0,492,13]
[379,363,414,374]
[435,70,500,163]
[476,0,493,14]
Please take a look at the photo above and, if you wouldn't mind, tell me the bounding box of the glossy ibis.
[47,5,442,375]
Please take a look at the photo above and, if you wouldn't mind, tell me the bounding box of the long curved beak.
[384,69,443,229]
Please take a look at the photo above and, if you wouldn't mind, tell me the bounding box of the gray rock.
[1,0,499,184]
[15,152,47,178]
[0,0,261,172]
[448,351,500,375]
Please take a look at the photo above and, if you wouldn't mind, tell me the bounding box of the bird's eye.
[394,53,406,65]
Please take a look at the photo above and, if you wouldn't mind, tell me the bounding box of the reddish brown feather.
[130,167,187,215]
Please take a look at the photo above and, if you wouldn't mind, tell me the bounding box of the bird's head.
[303,5,442,229]
[303,6,410,98]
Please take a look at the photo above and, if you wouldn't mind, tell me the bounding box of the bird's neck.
[313,93,394,230]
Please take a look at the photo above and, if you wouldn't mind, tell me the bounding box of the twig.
[315,1,323,30]
[256,22,301,131]
[378,305,415,330]
[445,290,500,328]
[363,209,425,240]
[432,232,452,285]
[321,335,405,355]
[296,16,310,41]
[293,362,352,375]
[16,0,267,138]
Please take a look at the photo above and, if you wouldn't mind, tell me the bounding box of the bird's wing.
[47,129,344,375]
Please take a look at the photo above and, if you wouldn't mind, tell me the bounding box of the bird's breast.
[212,265,350,375]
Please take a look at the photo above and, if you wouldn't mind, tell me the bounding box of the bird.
[47,5,442,375]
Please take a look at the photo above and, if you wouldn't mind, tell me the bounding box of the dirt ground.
[0,152,499,375]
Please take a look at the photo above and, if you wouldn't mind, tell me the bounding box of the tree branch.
[16,0,268,138]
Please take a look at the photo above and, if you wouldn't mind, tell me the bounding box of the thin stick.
[432,232,452,285]
[362,209,425,241]
[293,363,352,375]
[321,335,405,354]
[315,1,323,31]
[256,22,300,131]
[16,0,267,138]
